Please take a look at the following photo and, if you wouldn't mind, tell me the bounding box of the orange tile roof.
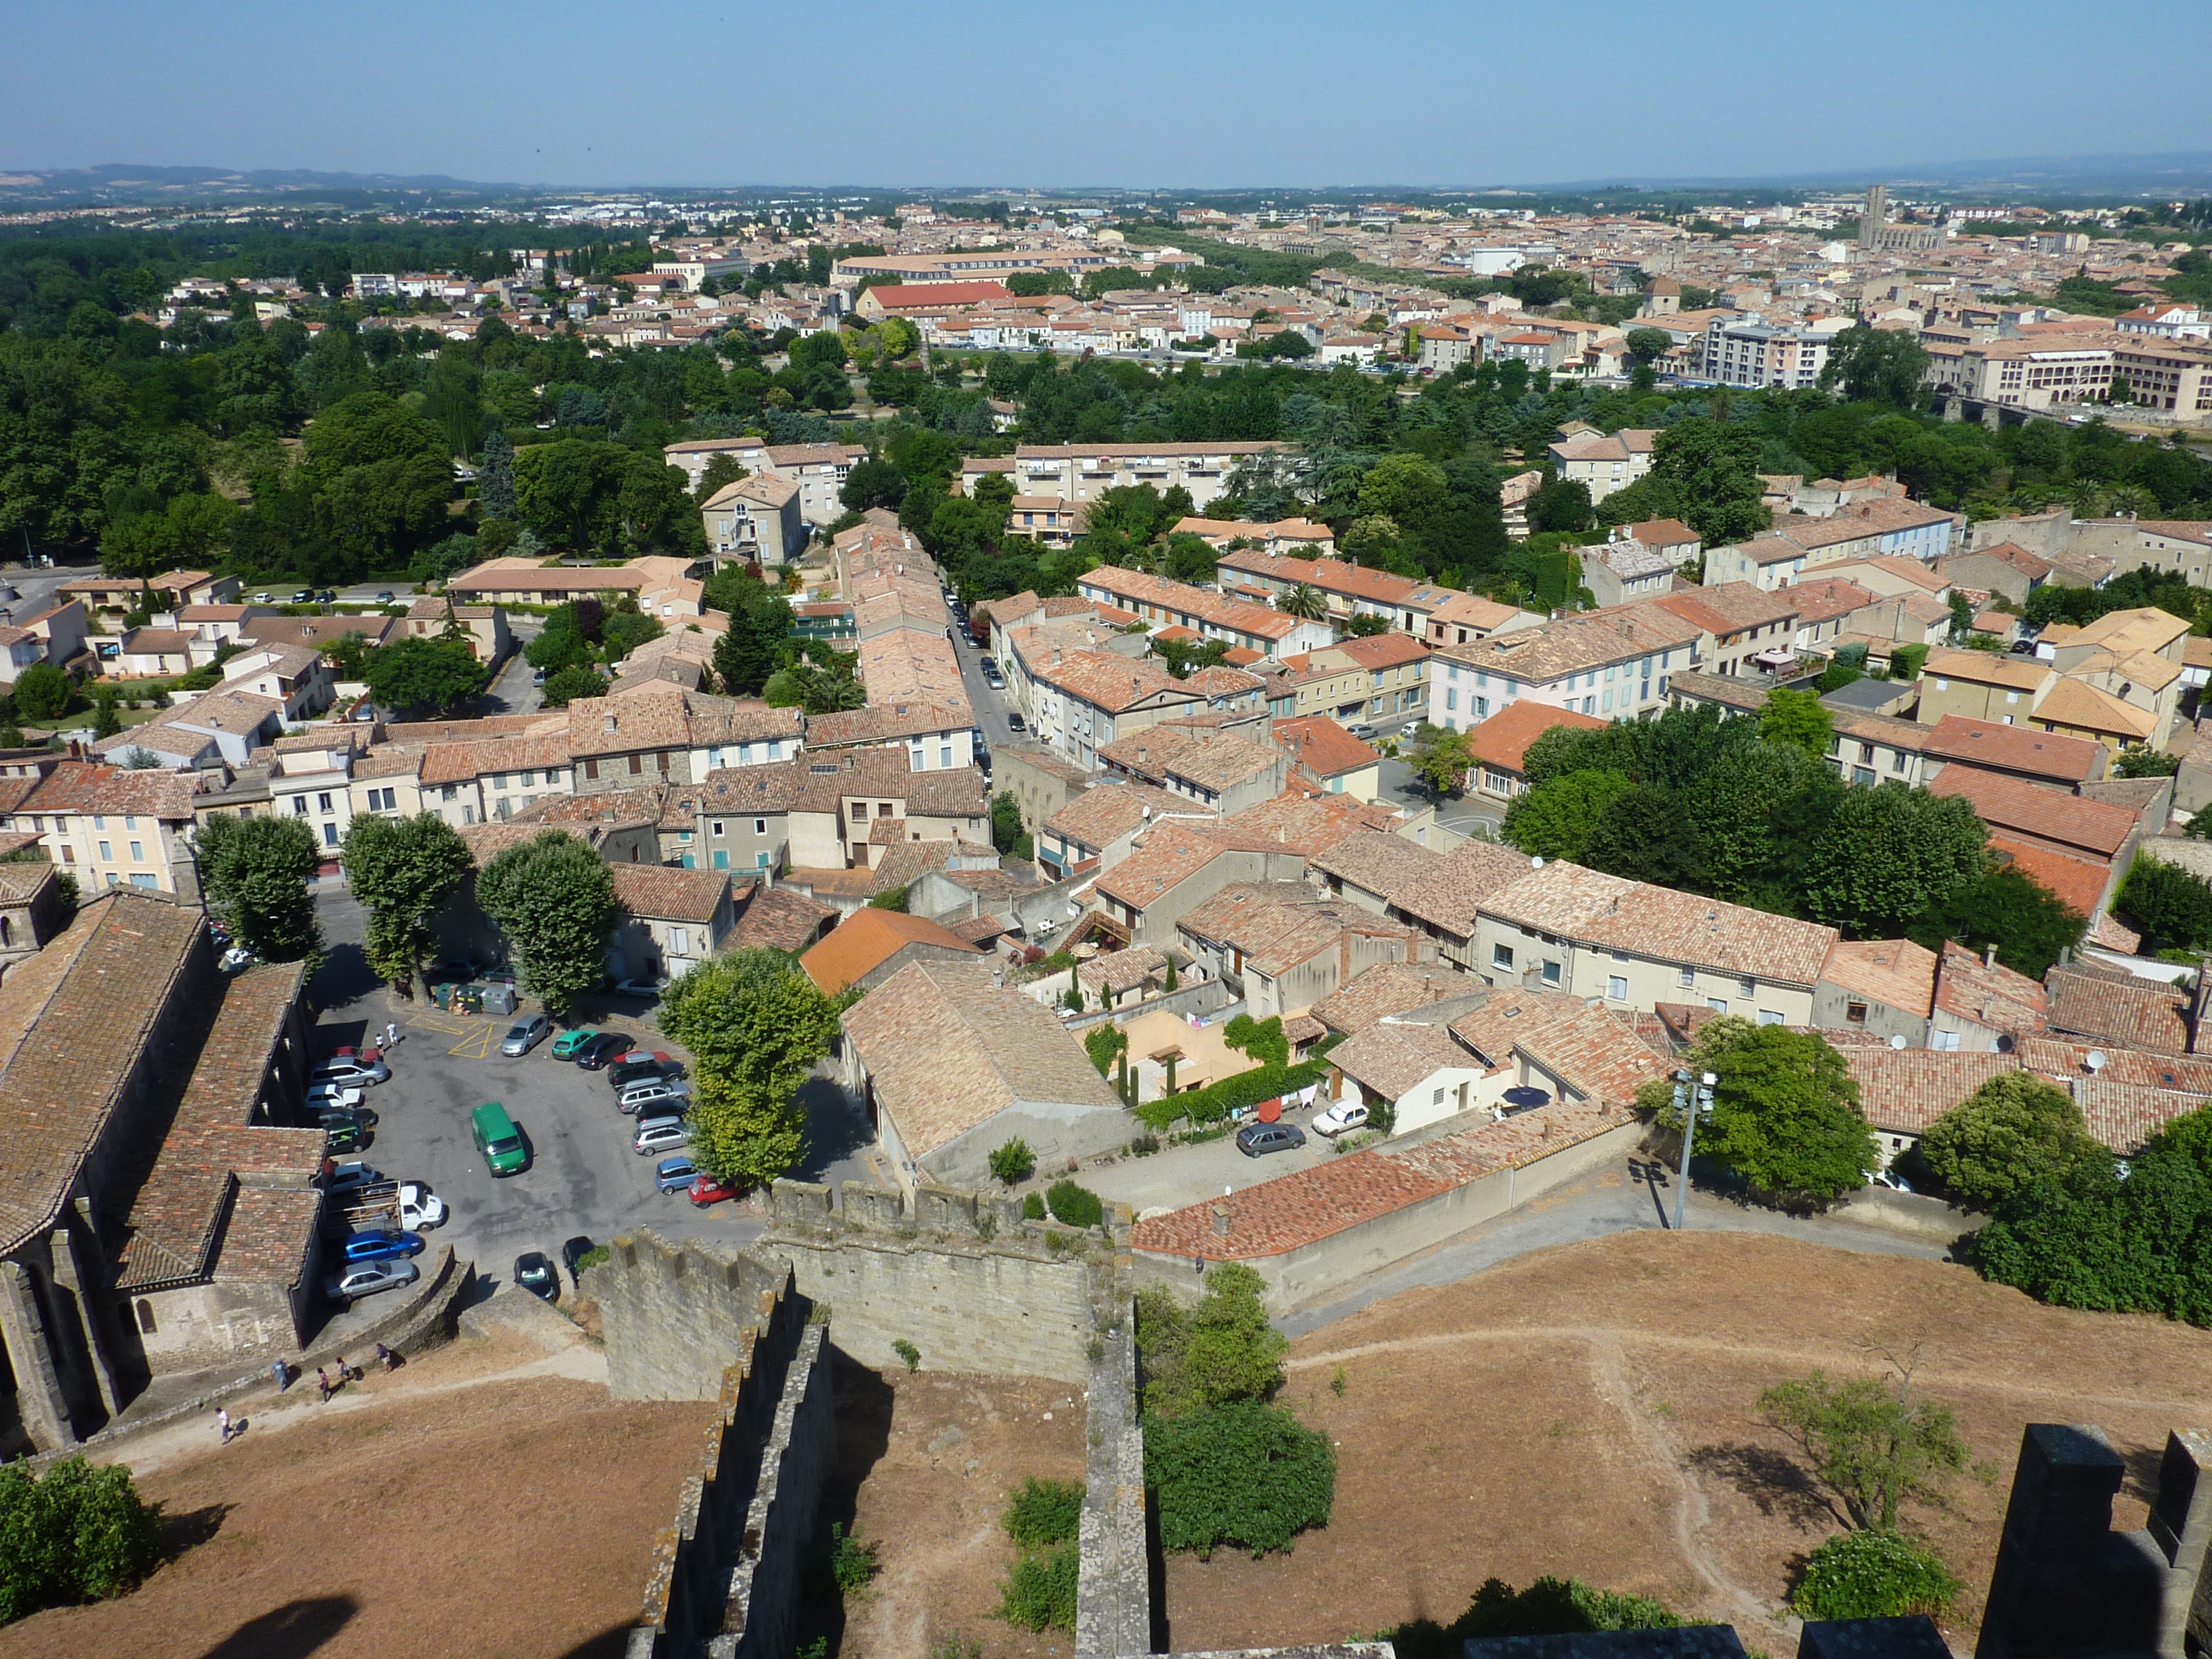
[799,907,980,995]
[1923,716,2104,783]
[1462,700,1607,776]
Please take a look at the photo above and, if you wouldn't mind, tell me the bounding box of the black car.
[561,1235,597,1284]
[609,1057,680,1090]
[1235,1122,1307,1158]
[317,589,337,605]
[1006,712,1027,733]
[573,1032,631,1070]
[514,1251,559,1301]
[314,1103,378,1131]
[426,959,481,986]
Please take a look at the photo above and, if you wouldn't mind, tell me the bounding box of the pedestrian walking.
[375,1342,398,1372]
[384,1021,398,1050]
[315,1367,331,1404]
[270,1359,290,1393]
[216,1407,232,1444]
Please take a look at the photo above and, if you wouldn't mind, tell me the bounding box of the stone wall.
[709,1324,833,1659]
[593,1232,794,1403]
[1076,1318,1151,1659]
[762,1179,1114,1386]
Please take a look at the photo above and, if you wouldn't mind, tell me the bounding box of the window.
[712,850,729,870]
[322,823,339,848]
[1541,960,1561,987]
[756,851,770,869]
[1854,766,1875,786]
[584,759,599,780]
[678,830,692,843]
[1492,943,1514,970]
[129,840,144,862]
[1739,976,1755,997]
[98,840,111,861]
[124,815,138,831]
[1757,1010,1783,1027]
[136,1299,157,1335]
[318,793,334,814]
[93,816,104,831]
[292,797,309,816]
[628,754,643,776]
[1432,1086,1446,1105]
[1846,1001,1868,1025]
[679,853,695,869]
[130,873,157,889]
[1707,996,1729,1013]
[1607,975,1627,1000]
[754,819,766,836]
[1677,965,1695,988]
[1446,689,1458,712]
[1932,1029,1960,1051]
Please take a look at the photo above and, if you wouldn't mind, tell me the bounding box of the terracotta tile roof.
[2030,677,2159,742]
[1462,700,1607,776]
[1077,942,1170,997]
[1310,961,1471,1035]
[1131,1096,1631,1259]
[1045,783,1200,850]
[1781,575,1877,625]
[1820,937,1937,1015]
[800,908,980,995]
[1179,881,1424,979]
[1988,834,2109,920]
[1161,733,1281,793]
[1215,548,1426,606]
[805,702,968,746]
[1036,650,1196,715]
[1314,831,1532,940]
[1329,1019,1475,1099]
[1933,939,2049,1033]
[610,863,729,925]
[1652,581,1802,637]
[2017,1037,2212,1096]
[1202,789,1398,859]
[419,732,574,787]
[22,762,198,821]
[1094,818,1228,913]
[1620,518,1699,548]
[1845,1048,2017,1135]
[839,959,1120,1158]
[1437,603,1702,683]
[729,883,837,955]
[1925,649,2051,692]
[1928,766,2136,860]
[1923,716,2104,783]
[2043,964,2191,1054]
[1448,993,1671,1102]
[1271,716,1376,781]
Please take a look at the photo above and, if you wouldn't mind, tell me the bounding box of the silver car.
[632,1115,691,1156]
[618,1080,692,1116]
[324,1258,418,1305]
[501,1014,552,1056]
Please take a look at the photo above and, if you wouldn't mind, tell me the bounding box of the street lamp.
[1673,1069,1716,1232]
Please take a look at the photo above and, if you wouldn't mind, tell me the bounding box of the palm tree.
[1279,583,1327,621]
[2109,484,2157,520]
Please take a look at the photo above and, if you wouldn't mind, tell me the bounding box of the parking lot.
[309,885,881,1296]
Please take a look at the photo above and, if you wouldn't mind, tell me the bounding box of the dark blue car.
[341,1228,426,1264]
[574,1033,630,1070]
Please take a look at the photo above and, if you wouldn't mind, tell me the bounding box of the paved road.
[943,598,1018,769]
[1277,1155,1957,1337]
[480,629,543,717]
[1375,756,1503,840]
[1084,1118,1335,1214]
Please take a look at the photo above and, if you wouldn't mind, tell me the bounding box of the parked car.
[608,1056,681,1090]
[219,946,255,974]
[375,590,395,605]
[609,977,663,999]
[471,1101,529,1176]
[632,1116,691,1156]
[1005,712,1027,733]
[551,1028,600,1062]
[291,589,315,604]
[341,1228,425,1263]
[309,1082,364,1112]
[573,1033,630,1070]
[514,1251,559,1301]
[426,958,481,985]
[655,1155,699,1194]
[321,1160,385,1195]
[560,1236,597,1284]
[398,1181,446,1230]
[481,967,518,987]
[1312,1101,1370,1139]
[1400,722,1421,737]
[324,1259,418,1305]
[689,1171,740,1207]
[1235,1122,1307,1158]
[1866,1167,1915,1193]
[252,591,273,604]
[979,656,998,674]
[618,1081,692,1116]
[324,1119,368,1155]
[501,1014,552,1056]
[313,1058,389,1088]
[315,1103,375,1133]
[317,589,337,605]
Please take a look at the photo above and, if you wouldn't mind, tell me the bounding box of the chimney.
[1986,942,1999,970]
[1210,1203,1230,1238]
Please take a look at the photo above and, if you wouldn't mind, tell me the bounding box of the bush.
[1045,1179,1103,1228]
[1021,1191,1045,1221]
[988,1137,1035,1185]
[1792,1530,1962,1620]
[0,1455,167,1623]
[12,663,72,722]
[1919,1073,2100,1208]
[574,1244,610,1276]
[892,1339,920,1372]
[1084,1022,1128,1077]
[828,1523,879,1592]
[1002,1476,1084,1547]
[1144,1398,1336,1557]
[993,1539,1078,1629]
[1133,1053,1335,1133]
[1384,1577,1686,1659]
[1136,1262,1286,1418]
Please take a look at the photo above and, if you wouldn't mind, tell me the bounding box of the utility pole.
[1674,1069,1715,1232]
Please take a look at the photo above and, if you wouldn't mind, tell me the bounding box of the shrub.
[891,1339,920,1372]
[1144,1398,1336,1557]
[1133,1053,1335,1133]
[574,1244,610,1276]
[994,1539,1078,1629]
[988,1137,1036,1185]
[1084,1022,1128,1077]
[1136,1262,1286,1418]
[828,1522,879,1592]
[1021,1191,1045,1221]
[12,663,72,722]
[1385,1576,1686,1659]
[1792,1530,1962,1620]
[1002,1476,1084,1547]
[1045,1179,1103,1228]
[1223,1013,1289,1067]
[0,1456,167,1624]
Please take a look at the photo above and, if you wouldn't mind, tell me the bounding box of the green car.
[324,1119,367,1155]
[471,1101,529,1176]
[551,1028,598,1062]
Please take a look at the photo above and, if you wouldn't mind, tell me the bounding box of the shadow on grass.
[195,1595,358,1659]
[1684,1441,1845,1530]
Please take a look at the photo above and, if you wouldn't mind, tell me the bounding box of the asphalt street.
[943,594,1017,767]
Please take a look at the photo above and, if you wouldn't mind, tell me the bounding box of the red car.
[689,1173,738,1207]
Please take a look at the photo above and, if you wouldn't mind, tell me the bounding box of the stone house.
[608,864,737,982]
[1173,881,1435,1021]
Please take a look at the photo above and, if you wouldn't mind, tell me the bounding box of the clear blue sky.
[5,0,2207,190]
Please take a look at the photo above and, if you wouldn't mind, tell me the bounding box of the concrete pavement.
[1375,755,1503,840]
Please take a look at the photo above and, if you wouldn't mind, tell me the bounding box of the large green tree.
[1647,1016,1874,1206]
[658,947,842,1186]
[475,831,617,1016]
[196,813,324,967]
[1503,769,1637,862]
[514,438,700,559]
[300,390,455,568]
[339,813,474,994]
[1908,862,2083,980]
[1819,325,1934,411]
[361,635,489,715]
[1919,1074,2100,1210]
[1802,783,1985,938]
[1598,417,1770,545]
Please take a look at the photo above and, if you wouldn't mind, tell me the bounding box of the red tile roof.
[1923,716,2105,785]
[1462,700,1607,776]
[1271,716,1376,780]
[799,908,980,995]
[1928,766,2138,860]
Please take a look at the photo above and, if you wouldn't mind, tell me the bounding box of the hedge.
[1134,1042,1339,1134]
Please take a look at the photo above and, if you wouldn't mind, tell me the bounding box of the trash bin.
[482,984,517,1016]
[431,983,453,1011]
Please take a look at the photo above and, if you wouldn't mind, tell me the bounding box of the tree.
[1758,688,1834,759]
[1278,582,1327,620]
[1503,770,1637,862]
[90,688,121,740]
[477,428,516,520]
[1919,1073,2100,1210]
[2116,852,2212,951]
[990,791,1023,856]
[196,813,323,967]
[1143,1398,1336,1558]
[1758,1360,1975,1532]
[1600,418,1769,546]
[0,1455,167,1624]
[988,1138,1036,1184]
[1819,325,1933,411]
[840,457,907,512]
[659,947,842,1186]
[691,452,749,504]
[1908,862,2083,980]
[1652,1017,1875,1207]
[540,663,609,709]
[1802,783,1986,938]
[361,635,489,716]
[475,831,616,1017]
[340,813,474,994]
[13,663,70,722]
[1527,477,1593,535]
[1407,726,1472,799]
[1624,327,1674,368]
[1136,1264,1287,1419]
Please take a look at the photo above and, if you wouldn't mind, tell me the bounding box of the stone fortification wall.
[761,1178,1118,1386]
[707,1323,833,1659]
[1076,1318,1151,1659]
[594,1230,793,1402]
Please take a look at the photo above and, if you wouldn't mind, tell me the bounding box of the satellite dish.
[2086,1050,2107,1073]
[1530,856,1544,868]
[1889,1034,1908,1050]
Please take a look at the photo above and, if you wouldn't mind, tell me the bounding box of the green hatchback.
[551,1028,598,1062]
[471,1101,529,1176]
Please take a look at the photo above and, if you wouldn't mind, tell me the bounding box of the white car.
[632,1116,691,1156]
[398,1181,447,1230]
[1312,1101,1370,1139]
[610,977,664,999]
[309,1082,364,1111]
[618,1080,691,1116]
[322,1160,386,1195]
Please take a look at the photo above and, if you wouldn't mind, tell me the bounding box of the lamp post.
[1674,1069,1716,1232]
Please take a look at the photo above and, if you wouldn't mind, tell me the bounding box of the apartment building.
[1545,429,1657,505]
[418,732,577,827]
[1428,602,1704,732]
[1928,334,2117,410]
[1264,634,1430,728]
[1213,547,1455,634]
[1650,585,1803,677]
[700,473,806,567]
[1072,566,1334,659]
[1098,725,1288,816]
[6,763,202,898]
[1472,859,1838,1027]
[1423,593,1546,651]
[1704,319,1842,389]
[662,440,866,526]
[998,442,1282,512]
[1917,610,2184,754]
[2110,337,2212,416]
[1036,781,1208,880]
[783,748,989,872]
[1705,501,1961,589]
